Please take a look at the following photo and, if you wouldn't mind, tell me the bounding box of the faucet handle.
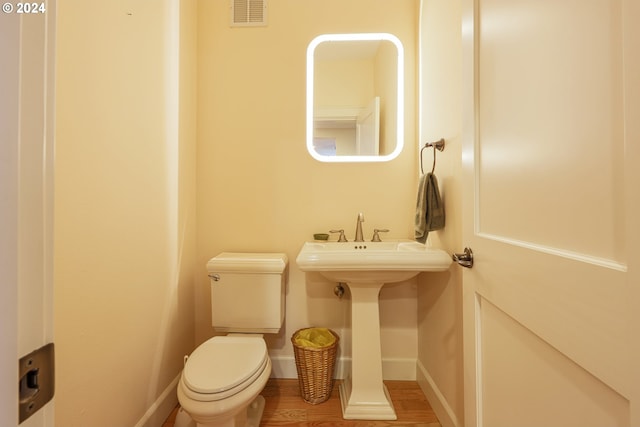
[371,229,389,242]
[330,229,348,242]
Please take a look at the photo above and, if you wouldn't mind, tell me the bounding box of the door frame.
[0,2,57,425]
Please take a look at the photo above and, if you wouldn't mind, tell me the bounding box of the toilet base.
[174,407,196,427]
[244,395,265,427]
[177,395,266,427]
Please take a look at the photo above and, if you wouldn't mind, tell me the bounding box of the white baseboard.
[416,359,461,427]
[134,373,180,427]
[271,355,417,381]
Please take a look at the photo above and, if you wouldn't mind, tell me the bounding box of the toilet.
[176,252,288,427]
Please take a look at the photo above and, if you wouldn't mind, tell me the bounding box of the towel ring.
[420,138,445,174]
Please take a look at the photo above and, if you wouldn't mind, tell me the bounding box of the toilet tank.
[206,252,288,333]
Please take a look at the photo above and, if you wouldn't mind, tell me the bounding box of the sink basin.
[296,240,451,283]
[296,239,451,420]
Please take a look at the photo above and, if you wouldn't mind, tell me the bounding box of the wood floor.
[163,378,441,427]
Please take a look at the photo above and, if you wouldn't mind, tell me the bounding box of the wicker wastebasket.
[291,328,339,404]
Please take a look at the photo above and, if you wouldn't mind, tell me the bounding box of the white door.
[0,2,56,426]
[461,0,640,426]
[356,96,380,155]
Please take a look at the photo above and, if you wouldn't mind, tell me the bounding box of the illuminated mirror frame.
[306,33,405,163]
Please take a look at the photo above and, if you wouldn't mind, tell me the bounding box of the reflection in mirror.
[306,33,404,162]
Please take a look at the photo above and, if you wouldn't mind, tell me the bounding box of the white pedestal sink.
[296,240,451,420]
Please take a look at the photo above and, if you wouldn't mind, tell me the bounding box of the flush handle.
[452,247,474,268]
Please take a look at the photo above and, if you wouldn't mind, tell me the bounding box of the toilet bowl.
[177,252,288,427]
[177,335,272,427]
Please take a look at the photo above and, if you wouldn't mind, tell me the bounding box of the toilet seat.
[182,336,268,402]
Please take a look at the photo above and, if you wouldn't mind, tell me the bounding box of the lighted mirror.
[306,33,404,162]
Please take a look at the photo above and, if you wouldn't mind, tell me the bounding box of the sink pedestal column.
[339,282,397,420]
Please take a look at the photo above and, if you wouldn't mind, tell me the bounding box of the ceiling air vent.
[231,0,267,27]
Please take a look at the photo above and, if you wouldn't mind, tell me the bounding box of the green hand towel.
[415,172,445,243]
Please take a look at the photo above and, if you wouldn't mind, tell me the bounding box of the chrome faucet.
[354,212,365,242]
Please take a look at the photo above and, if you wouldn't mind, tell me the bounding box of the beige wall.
[54,1,197,426]
[196,0,419,377]
[417,1,465,426]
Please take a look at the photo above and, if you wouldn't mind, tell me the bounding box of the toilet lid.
[183,336,267,395]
